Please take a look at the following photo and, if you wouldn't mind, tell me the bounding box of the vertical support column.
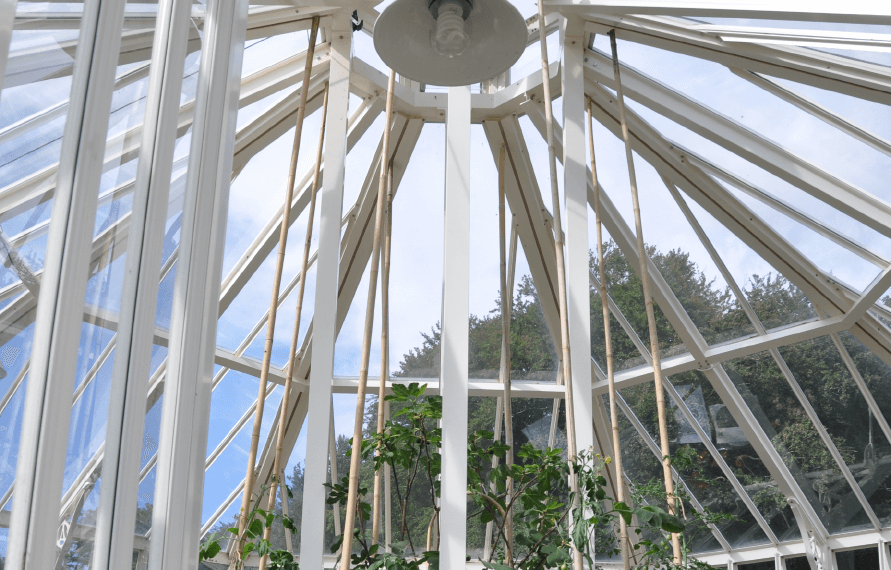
[880,540,891,570]
[0,0,15,95]
[91,0,192,566]
[440,85,470,570]
[561,16,592,452]
[299,13,352,568]
[148,0,249,566]
[6,0,127,566]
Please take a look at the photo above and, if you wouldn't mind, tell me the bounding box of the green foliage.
[330,383,725,569]
[199,476,299,570]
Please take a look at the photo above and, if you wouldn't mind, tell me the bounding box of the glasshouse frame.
[2,0,891,569]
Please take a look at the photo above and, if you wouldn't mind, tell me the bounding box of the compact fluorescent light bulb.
[431,0,470,57]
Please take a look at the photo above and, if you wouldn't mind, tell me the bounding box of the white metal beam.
[701,26,891,53]
[6,0,128,563]
[147,0,248,566]
[583,48,891,241]
[91,0,192,564]
[532,96,831,538]
[440,83,471,570]
[732,69,891,159]
[298,12,351,568]
[583,15,891,106]
[562,15,594,451]
[543,0,891,24]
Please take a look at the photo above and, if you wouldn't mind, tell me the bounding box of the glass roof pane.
[607,395,723,553]
[777,336,891,529]
[10,2,891,566]
[0,2,88,520]
[334,122,443,377]
[681,194,820,332]
[723,351,870,534]
[202,385,282,528]
[619,375,776,548]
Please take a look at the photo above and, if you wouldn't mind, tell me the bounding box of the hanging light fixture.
[373,0,527,87]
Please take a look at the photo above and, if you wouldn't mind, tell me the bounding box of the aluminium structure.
[0,0,890,569]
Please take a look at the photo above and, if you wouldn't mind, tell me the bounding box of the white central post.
[439,85,470,569]
[561,17,593,452]
[299,12,352,568]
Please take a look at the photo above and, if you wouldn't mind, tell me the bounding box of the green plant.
[199,477,299,570]
[324,383,441,569]
[614,447,736,569]
[328,382,727,570]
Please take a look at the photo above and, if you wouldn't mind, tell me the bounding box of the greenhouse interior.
[2,0,891,568]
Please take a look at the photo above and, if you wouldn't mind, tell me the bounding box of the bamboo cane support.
[588,97,631,570]
[384,399,393,552]
[608,29,682,564]
[257,80,329,570]
[536,2,582,567]
[330,401,343,537]
[372,162,394,545]
[484,220,517,560]
[498,146,515,564]
[233,17,319,567]
[483,396,503,560]
[339,68,397,569]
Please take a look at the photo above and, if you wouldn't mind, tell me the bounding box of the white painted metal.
[148,0,249,566]
[614,392,731,551]
[562,15,593,452]
[0,0,16,98]
[90,0,192,564]
[704,26,891,53]
[440,84,470,569]
[6,0,128,563]
[298,12,352,568]
[732,69,891,159]
[845,266,891,327]
[583,47,891,242]
[770,347,882,529]
[683,151,888,268]
[582,15,891,106]
[584,81,835,537]
[10,2,891,566]
[544,0,891,23]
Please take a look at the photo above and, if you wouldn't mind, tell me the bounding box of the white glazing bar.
[148,0,249,565]
[299,13,351,568]
[440,84,470,570]
[543,0,891,24]
[6,0,128,564]
[91,0,192,565]
[562,16,593,451]
[730,69,891,158]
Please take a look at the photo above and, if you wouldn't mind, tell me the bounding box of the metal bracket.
[54,471,99,570]
[788,497,832,570]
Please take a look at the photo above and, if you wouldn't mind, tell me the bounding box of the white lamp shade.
[373,0,528,87]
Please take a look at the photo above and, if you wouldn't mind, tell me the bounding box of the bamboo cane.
[608,29,682,564]
[257,80,329,570]
[384,398,393,552]
[498,146,515,564]
[484,220,517,560]
[330,400,343,537]
[233,17,319,568]
[535,3,582,567]
[588,97,631,570]
[372,162,394,545]
[339,68,397,570]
